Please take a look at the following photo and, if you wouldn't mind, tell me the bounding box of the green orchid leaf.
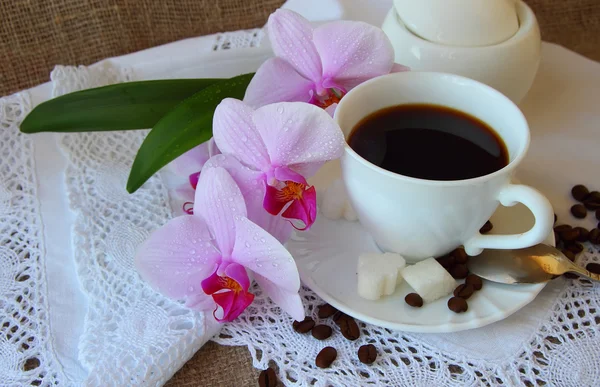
[126,73,254,193]
[19,79,220,133]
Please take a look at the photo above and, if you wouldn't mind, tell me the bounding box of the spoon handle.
[568,265,600,281]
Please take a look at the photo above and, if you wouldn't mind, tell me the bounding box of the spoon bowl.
[468,244,600,284]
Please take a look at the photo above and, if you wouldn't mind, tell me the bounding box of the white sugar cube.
[401,258,456,303]
[357,252,406,300]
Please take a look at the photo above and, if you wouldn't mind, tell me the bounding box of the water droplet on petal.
[245,241,251,248]
[277,106,284,114]
[188,286,195,292]
[260,238,266,243]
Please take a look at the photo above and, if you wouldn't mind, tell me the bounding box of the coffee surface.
[348,104,509,180]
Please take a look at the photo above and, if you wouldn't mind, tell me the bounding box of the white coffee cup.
[334,71,554,261]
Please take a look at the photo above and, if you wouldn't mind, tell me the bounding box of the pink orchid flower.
[135,166,304,322]
[213,99,345,230]
[169,138,220,214]
[244,9,409,115]
[201,153,294,244]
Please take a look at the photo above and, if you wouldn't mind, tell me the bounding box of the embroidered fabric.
[0,92,68,386]
[51,63,208,386]
[212,29,265,51]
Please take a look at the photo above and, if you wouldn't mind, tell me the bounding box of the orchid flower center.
[277,181,306,201]
[219,275,243,293]
[313,88,344,109]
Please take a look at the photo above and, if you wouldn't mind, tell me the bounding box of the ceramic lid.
[393,0,520,47]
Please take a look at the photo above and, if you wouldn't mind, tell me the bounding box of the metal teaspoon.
[468,244,600,284]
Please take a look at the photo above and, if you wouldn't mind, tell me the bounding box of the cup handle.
[463,184,554,256]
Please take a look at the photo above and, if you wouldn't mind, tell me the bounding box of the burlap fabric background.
[2,0,600,95]
[0,0,286,95]
[1,0,598,385]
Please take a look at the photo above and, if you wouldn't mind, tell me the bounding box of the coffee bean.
[565,242,584,254]
[586,191,600,201]
[311,325,333,340]
[561,249,576,262]
[560,228,580,242]
[317,304,338,319]
[596,209,600,221]
[293,317,315,333]
[575,227,590,242]
[571,185,589,202]
[554,225,572,234]
[448,297,468,313]
[571,204,587,219]
[258,368,278,387]
[315,347,337,368]
[480,221,493,234]
[564,272,579,279]
[405,293,423,308]
[436,254,455,269]
[332,311,351,325]
[452,248,469,264]
[589,229,600,245]
[450,263,469,279]
[554,230,561,245]
[453,284,475,299]
[554,213,557,224]
[584,195,600,210]
[338,316,360,341]
[586,263,600,274]
[357,344,378,365]
[465,274,483,290]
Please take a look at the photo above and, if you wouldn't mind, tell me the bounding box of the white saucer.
[286,161,553,333]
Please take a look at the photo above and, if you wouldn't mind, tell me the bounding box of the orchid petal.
[263,184,288,218]
[173,184,196,203]
[211,289,254,322]
[267,9,323,83]
[184,293,214,310]
[207,137,221,157]
[213,98,271,171]
[224,263,251,291]
[391,63,411,72]
[134,215,220,302]
[169,141,212,177]
[232,217,300,292]
[244,58,315,108]
[189,172,200,189]
[245,185,293,244]
[195,167,247,258]
[281,185,317,230]
[254,273,305,321]
[202,154,265,197]
[313,20,395,90]
[324,103,337,117]
[273,167,307,185]
[253,102,345,178]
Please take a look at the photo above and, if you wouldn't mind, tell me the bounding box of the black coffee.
[348,104,509,180]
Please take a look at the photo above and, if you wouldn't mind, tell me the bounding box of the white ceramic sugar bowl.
[382,0,541,104]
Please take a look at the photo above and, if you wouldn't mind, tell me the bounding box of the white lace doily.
[215,251,600,386]
[0,93,68,386]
